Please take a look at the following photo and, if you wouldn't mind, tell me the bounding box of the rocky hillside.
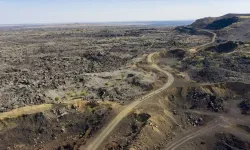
[190,17,216,29]
[191,14,250,29]
[190,13,250,42]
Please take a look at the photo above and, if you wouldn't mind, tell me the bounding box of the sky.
[0,0,250,24]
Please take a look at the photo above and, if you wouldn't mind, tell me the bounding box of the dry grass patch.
[239,16,250,19]
[0,104,52,120]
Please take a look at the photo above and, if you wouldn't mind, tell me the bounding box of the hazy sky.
[1,0,250,24]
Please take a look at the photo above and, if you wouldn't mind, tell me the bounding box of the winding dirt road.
[163,31,250,150]
[84,29,216,150]
[0,29,217,150]
[189,30,217,53]
[195,30,217,50]
[83,52,175,150]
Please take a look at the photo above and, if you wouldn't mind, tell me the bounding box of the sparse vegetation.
[66,91,74,97]
[195,63,202,68]
[1,12,250,150]
[55,96,60,101]
[86,101,99,112]
[242,54,250,59]
[80,90,88,96]
[244,44,250,47]
[121,74,125,79]
[74,93,79,97]
[194,56,204,61]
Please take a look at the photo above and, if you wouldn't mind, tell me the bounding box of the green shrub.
[66,91,74,97]
[207,52,213,57]
[196,63,202,68]
[121,74,125,79]
[86,101,99,112]
[74,93,79,97]
[242,55,250,59]
[246,40,250,44]
[81,90,87,96]
[194,56,204,61]
[55,96,60,101]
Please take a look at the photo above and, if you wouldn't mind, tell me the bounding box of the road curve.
[84,30,216,150]
[165,122,220,150]
[164,107,250,150]
[189,30,217,53]
[83,52,175,150]
[196,30,217,49]
[164,30,220,150]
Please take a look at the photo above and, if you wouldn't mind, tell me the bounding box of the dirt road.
[162,30,250,150]
[83,52,175,150]
[189,30,217,53]
[84,30,217,150]
[165,105,250,150]
[165,121,221,150]
[196,30,217,49]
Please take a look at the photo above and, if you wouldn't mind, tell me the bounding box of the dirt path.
[164,113,229,150]
[0,29,218,149]
[196,30,217,49]
[83,52,175,150]
[162,30,223,150]
[189,30,217,53]
[84,30,217,150]
[164,106,250,150]
[165,122,221,150]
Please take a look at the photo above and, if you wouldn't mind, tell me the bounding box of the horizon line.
[0,20,195,26]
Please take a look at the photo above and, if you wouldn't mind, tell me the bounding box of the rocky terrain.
[103,80,250,150]
[0,24,210,149]
[97,14,250,150]
[0,100,114,150]
[1,13,250,150]
[169,14,250,83]
[191,13,250,42]
[0,26,209,112]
